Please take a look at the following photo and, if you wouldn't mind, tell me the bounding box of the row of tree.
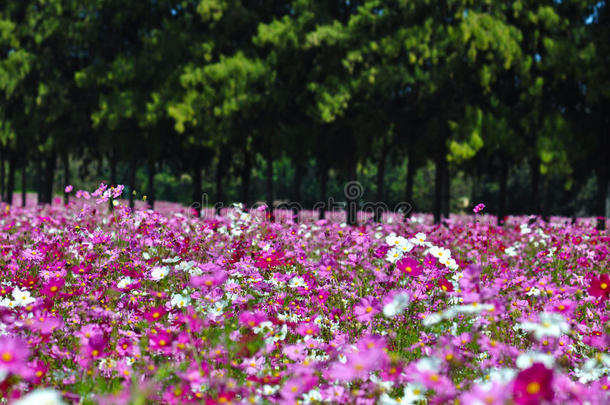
[0,1,608,227]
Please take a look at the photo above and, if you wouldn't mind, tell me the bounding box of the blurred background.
[0,1,608,225]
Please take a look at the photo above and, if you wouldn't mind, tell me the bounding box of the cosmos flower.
[353,296,380,323]
[588,274,609,300]
[382,292,410,318]
[518,313,570,340]
[0,336,31,378]
[513,363,554,405]
[12,389,67,405]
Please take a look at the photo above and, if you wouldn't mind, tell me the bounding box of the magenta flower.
[588,274,609,300]
[513,363,554,405]
[353,296,380,323]
[0,336,31,378]
[144,306,167,322]
[64,185,73,193]
[473,203,486,213]
[397,257,422,276]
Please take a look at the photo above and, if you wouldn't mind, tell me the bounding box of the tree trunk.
[265,148,274,222]
[346,158,358,226]
[21,163,26,207]
[596,169,608,231]
[215,155,224,216]
[110,148,117,186]
[541,176,551,223]
[292,161,305,222]
[147,160,156,210]
[36,156,42,205]
[441,162,450,220]
[497,160,509,226]
[434,154,444,224]
[6,155,16,206]
[0,149,5,202]
[374,142,388,222]
[240,148,251,207]
[531,156,540,215]
[319,160,328,220]
[128,158,136,210]
[405,150,415,219]
[40,151,56,205]
[192,162,202,217]
[63,153,70,205]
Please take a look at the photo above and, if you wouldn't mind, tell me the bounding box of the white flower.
[574,354,610,383]
[12,288,36,307]
[302,388,323,404]
[12,388,67,405]
[429,246,451,260]
[385,247,404,263]
[422,313,443,326]
[410,232,428,246]
[117,277,134,289]
[415,357,441,372]
[170,293,191,308]
[163,256,180,263]
[289,276,307,288]
[383,293,410,317]
[516,351,555,369]
[150,266,169,281]
[520,224,532,234]
[518,312,570,339]
[370,374,394,391]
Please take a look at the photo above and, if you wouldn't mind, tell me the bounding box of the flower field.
[0,186,608,404]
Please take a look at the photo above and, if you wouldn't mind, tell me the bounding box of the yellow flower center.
[1,352,13,362]
[526,381,541,394]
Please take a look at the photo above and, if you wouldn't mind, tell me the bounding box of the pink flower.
[238,310,267,328]
[353,296,380,322]
[473,203,486,213]
[64,185,73,193]
[588,274,609,300]
[438,277,454,293]
[327,347,385,381]
[296,322,320,337]
[397,257,422,276]
[513,363,554,405]
[0,336,31,378]
[144,306,167,322]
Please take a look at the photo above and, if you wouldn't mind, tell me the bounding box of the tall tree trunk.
[0,149,5,202]
[374,141,388,222]
[319,160,328,220]
[21,163,26,207]
[192,162,202,217]
[128,158,136,210]
[404,150,415,219]
[215,155,223,216]
[596,169,608,231]
[497,160,509,226]
[147,160,156,210]
[110,148,117,186]
[240,149,251,207]
[292,161,305,222]
[441,162,450,220]
[541,176,551,222]
[434,154,444,224]
[265,147,274,222]
[531,156,540,215]
[346,157,358,226]
[6,155,16,205]
[36,155,42,205]
[63,153,70,205]
[40,151,56,204]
